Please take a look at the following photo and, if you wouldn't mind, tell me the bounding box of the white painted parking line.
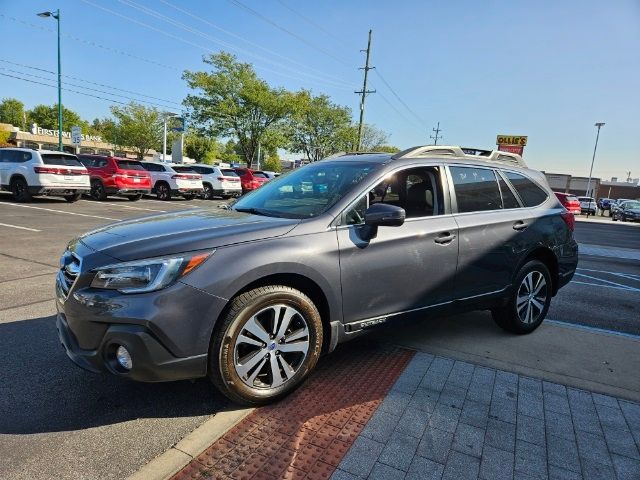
[574,272,640,292]
[79,200,166,213]
[0,202,120,221]
[547,319,640,340]
[0,222,41,232]
[571,280,639,292]
[577,268,640,282]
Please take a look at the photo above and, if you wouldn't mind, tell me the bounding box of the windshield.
[41,154,82,166]
[623,201,640,209]
[116,160,144,170]
[232,161,379,219]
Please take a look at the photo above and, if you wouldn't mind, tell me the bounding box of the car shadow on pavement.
[0,315,228,434]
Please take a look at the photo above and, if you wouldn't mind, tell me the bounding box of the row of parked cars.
[0,148,278,202]
[553,191,640,222]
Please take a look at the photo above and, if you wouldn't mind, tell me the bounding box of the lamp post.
[585,122,605,197]
[37,9,62,152]
[162,113,178,162]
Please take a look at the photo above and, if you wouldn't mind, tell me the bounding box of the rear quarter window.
[0,150,32,163]
[41,154,82,166]
[504,171,548,207]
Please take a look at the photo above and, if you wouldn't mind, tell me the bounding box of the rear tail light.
[560,211,575,232]
[172,174,201,180]
[34,166,88,175]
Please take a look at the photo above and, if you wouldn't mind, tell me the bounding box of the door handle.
[513,221,528,231]
[434,232,456,244]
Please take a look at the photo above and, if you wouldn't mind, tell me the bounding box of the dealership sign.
[496,135,527,156]
[30,123,102,142]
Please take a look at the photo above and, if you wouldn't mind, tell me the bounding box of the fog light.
[116,345,132,370]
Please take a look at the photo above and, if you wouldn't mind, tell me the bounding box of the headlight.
[90,252,212,293]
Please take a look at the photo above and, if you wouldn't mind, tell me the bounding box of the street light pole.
[37,9,62,151]
[585,122,605,197]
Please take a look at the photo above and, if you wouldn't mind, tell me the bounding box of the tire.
[156,182,171,201]
[90,179,107,201]
[64,193,82,203]
[209,285,323,405]
[203,184,214,200]
[612,214,618,221]
[182,194,195,201]
[492,260,552,334]
[10,177,32,202]
[127,194,142,201]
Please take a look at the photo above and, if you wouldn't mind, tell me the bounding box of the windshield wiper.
[234,207,276,217]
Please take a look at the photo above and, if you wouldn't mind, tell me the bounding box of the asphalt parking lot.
[0,194,638,480]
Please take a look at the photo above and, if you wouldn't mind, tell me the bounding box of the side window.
[1,150,31,163]
[450,166,502,213]
[504,172,548,207]
[497,175,521,209]
[345,166,443,224]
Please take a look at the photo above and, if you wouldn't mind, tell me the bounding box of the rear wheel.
[492,260,552,334]
[156,183,171,201]
[127,194,142,201]
[209,285,323,405]
[10,177,32,202]
[90,179,107,201]
[64,193,82,203]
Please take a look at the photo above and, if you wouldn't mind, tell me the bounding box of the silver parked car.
[56,145,578,404]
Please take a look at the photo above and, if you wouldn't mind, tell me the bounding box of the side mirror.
[364,203,405,227]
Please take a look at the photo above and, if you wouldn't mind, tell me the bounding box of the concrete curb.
[127,407,254,480]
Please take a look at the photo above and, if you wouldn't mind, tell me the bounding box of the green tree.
[374,145,401,153]
[262,154,282,173]
[219,139,242,164]
[106,102,163,159]
[0,98,26,128]
[287,92,353,161]
[27,104,91,132]
[358,124,390,151]
[184,132,220,163]
[183,52,294,167]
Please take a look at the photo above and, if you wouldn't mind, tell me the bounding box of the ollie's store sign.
[496,135,527,156]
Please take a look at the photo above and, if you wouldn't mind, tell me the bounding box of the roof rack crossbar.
[392,144,526,167]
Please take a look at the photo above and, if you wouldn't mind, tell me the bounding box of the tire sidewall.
[212,288,322,404]
[509,260,552,333]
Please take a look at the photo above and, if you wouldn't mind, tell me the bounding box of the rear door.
[447,165,534,299]
[337,164,459,325]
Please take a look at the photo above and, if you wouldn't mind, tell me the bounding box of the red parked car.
[554,192,581,215]
[78,155,152,201]
[234,167,270,193]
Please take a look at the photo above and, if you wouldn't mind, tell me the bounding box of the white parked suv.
[577,196,597,215]
[189,163,242,199]
[0,148,90,202]
[139,162,203,200]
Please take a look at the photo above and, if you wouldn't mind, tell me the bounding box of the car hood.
[625,208,640,214]
[78,208,300,261]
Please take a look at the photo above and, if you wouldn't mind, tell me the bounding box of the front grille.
[59,251,81,295]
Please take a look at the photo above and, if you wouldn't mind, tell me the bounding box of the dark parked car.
[611,200,640,222]
[56,145,578,405]
[78,155,151,201]
[597,197,613,212]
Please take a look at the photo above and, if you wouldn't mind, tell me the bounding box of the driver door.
[336,165,459,325]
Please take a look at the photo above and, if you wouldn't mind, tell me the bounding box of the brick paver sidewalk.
[333,353,640,480]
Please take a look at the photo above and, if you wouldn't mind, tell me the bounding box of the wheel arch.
[222,272,334,354]
[9,173,27,185]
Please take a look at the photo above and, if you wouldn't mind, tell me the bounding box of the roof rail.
[392,145,526,167]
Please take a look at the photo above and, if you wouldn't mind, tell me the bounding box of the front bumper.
[56,312,207,381]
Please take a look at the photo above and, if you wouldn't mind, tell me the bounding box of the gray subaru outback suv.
[56,145,578,404]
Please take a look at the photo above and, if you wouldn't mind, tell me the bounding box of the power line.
[374,69,425,127]
[117,0,355,89]
[0,59,182,107]
[0,13,180,72]
[158,0,353,86]
[275,0,349,48]
[78,0,354,91]
[226,0,351,67]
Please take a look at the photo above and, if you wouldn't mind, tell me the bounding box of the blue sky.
[0,0,638,178]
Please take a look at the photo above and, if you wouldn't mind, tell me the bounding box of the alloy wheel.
[233,304,310,389]
[516,271,547,324]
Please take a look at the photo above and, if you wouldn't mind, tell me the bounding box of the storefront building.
[0,122,157,159]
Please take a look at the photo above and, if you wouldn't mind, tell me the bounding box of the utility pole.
[585,122,605,197]
[430,122,443,145]
[355,29,375,151]
[37,9,62,151]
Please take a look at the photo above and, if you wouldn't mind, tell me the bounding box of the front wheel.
[156,183,171,201]
[209,286,323,405]
[492,260,552,334]
[11,177,32,202]
[203,184,214,200]
[64,193,82,203]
